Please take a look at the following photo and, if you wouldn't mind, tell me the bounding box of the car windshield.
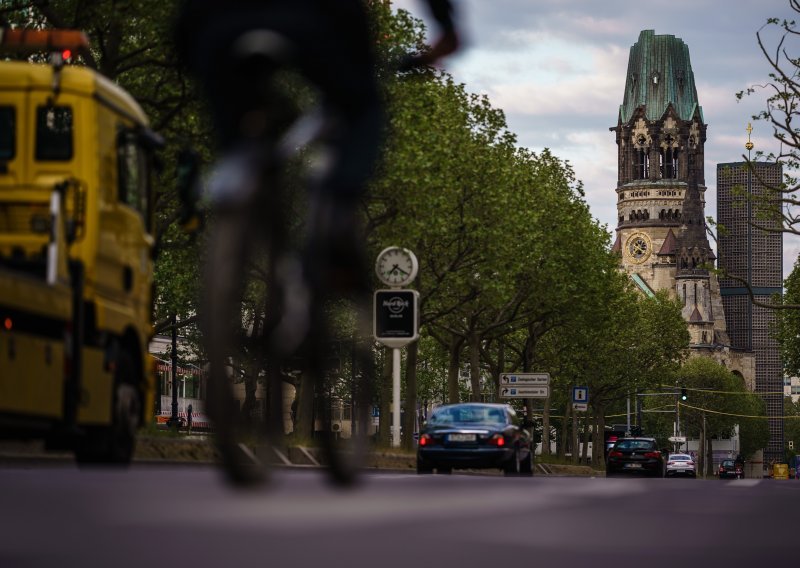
[670,455,691,461]
[614,440,656,451]
[722,460,735,467]
[429,405,506,425]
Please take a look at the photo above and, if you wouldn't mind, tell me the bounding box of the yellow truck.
[0,29,160,462]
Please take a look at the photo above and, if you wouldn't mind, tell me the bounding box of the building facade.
[610,31,756,391]
[717,161,784,462]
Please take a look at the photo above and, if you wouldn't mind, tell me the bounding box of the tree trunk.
[294,370,315,441]
[558,398,571,459]
[571,397,579,465]
[447,336,462,404]
[582,411,591,466]
[542,395,552,456]
[698,413,706,479]
[468,332,481,402]
[492,342,504,402]
[592,404,606,468]
[241,363,259,431]
[402,340,419,452]
[378,347,392,447]
[243,308,264,432]
[706,436,714,478]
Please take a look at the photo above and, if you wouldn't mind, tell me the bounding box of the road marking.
[727,479,761,488]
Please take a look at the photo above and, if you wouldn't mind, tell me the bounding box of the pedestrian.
[187,403,193,433]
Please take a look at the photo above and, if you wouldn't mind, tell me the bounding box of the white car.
[665,453,696,478]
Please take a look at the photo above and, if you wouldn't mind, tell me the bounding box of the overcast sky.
[394,0,800,277]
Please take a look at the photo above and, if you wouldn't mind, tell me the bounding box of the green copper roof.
[631,273,656,298]
[619,30,703,124]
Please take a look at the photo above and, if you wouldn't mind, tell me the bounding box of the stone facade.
[612,30,756,388]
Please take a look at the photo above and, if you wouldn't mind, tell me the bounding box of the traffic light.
[680,387,688,401]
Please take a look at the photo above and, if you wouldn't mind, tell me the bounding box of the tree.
[676,357,769,475]
[784,396,800,464]
[727,2,800,309]
[775,258,800,373]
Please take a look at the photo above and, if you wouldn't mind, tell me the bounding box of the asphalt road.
[1,463,797,567]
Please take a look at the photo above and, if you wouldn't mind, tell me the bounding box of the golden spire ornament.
[745,122,754,151]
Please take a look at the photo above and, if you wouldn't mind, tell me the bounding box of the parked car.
[416,403,533,476]
[718,459,742,479]
[665,453,696,478]
[606,437,665,477]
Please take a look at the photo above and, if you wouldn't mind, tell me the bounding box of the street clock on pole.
[375,246,418,288]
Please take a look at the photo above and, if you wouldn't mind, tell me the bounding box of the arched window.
[660,147,679,179]
[637,148,649,179]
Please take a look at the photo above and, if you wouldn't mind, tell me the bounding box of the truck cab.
[0,29,160,462]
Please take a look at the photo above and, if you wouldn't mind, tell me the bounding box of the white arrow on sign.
[500,373,550,385]
[668,436,687,443]
[500,385,549,398]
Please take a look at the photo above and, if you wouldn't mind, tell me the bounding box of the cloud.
[392,0,799,271]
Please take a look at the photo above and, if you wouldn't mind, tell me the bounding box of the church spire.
[675,150,714,272]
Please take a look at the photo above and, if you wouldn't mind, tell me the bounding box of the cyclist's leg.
[288,1,382,484]
[191,8,302,485]
[202,194,266,485]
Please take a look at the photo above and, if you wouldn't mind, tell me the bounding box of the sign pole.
[373,246,420,450]
[392,348,401,448]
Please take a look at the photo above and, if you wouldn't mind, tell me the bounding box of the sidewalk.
[0,437,603,476]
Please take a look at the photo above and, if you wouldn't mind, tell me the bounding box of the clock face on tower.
[625,232,652,264]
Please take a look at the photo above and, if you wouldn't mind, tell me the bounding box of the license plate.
[676,469,685,473]
[449,433,476,442]
[624,463,642,469]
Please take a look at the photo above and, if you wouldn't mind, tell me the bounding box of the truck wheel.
[76,351,141,465]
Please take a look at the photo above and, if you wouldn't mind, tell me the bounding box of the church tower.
[611,30,754,381]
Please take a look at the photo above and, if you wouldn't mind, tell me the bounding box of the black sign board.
[373,289,419,348]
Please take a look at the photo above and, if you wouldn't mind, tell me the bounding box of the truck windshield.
[0,106,13,160]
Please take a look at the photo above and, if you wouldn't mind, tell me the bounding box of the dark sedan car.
[718,459,743,479]
[416,403,533,476]
[606,437,664,477]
